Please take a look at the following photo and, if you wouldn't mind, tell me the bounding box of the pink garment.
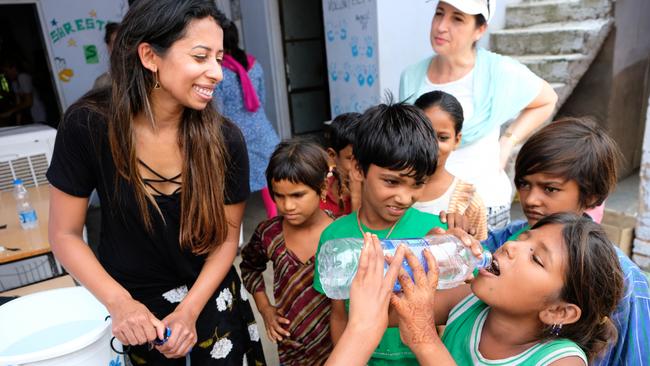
[585,201,605,224]
[261,187,277,218]
[222,54,261,112]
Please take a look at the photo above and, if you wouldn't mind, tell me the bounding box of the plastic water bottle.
[13,179,38,230]
[318,235,493,299]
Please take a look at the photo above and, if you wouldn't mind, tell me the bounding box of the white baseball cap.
[439,0,494,24]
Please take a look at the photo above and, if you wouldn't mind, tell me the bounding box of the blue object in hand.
[152,327,171,346]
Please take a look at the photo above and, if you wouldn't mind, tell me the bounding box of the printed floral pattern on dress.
[248,323,260,342]
[162,285,188,303]
[216,288,234,312]
[210,337,233,359]
[240,283,249,301]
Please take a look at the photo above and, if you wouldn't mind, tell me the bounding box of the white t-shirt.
[12,73,46,122]
[423,69,512,208]
[412,177,458,215]
[425,69,475,121]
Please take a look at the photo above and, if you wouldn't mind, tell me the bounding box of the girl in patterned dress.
[240,140,334,365]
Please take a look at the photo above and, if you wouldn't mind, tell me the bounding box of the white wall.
[239,0,291,138]
[376,0,435,101]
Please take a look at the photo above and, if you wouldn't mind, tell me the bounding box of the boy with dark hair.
[482,117,650,366]
[322,112,362,216]
[314,101,446,365]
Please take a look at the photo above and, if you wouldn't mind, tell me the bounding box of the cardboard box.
[601,210,636,257]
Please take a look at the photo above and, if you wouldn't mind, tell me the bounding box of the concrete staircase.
[490,0,613,110]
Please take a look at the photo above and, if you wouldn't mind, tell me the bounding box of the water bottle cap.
[13,179,23,185]
[478,250,493,269]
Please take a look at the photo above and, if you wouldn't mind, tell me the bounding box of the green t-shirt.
[313,207,446,365]
[441,294,587,365]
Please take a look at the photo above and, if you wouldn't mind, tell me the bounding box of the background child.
[240,140,334,365]
[314,101,447,365]
[322,112,362,217]
[413,91,487,240]
[482,117,650,366]
[392,213,624,365]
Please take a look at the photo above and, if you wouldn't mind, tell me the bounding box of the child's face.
[424,106,461,168]
[517,173,583,226]
[333,145,355,179]
[472,223,568,315]
[272,179,321,226]
[358,164,427,227]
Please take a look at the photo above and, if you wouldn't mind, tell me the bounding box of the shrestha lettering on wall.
[49,18,109,44]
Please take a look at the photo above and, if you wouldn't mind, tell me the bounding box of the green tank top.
[441,294,587,365]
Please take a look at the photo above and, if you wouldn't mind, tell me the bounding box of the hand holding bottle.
[318,230,491,299]
[390,247,439,352]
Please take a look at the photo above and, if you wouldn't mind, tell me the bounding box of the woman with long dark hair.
[214,21,280,218]
[47,0,265,364]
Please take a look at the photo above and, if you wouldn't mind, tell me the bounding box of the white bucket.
[0,286,123,366]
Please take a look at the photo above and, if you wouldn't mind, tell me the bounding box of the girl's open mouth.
[485,257,500,276]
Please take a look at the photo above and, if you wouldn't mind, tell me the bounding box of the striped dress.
[240,216,333,365]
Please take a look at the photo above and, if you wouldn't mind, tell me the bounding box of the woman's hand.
[108,296,166,346]
[325,233,404,365]
[156,306,198,358]
[390,248,439,354]
[347,233,404,343]
[390,248,459,365]
[259,304,291,343]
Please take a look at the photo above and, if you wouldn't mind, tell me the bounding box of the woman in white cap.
[400,0,557,230]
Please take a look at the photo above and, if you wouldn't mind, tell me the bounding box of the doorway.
[0,3,61,128]
[278,0,330,135]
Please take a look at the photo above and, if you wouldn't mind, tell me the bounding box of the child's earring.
[549,323,562,336]
[320,189,327,203]
[327,166,334,179]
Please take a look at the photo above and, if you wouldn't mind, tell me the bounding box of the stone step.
[515,53,589,83]
[490,19,612,56]
[506,0,611,28]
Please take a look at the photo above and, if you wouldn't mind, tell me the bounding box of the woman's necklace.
[356,206,401,239]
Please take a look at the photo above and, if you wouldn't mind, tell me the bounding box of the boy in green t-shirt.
[313,100,446,365]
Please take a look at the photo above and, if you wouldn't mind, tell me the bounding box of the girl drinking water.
[389,213,624,365]
[240,139,334,365]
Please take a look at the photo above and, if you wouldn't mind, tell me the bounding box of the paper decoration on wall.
[55,57,74,82]
[323,0,379,117]
[84,45,99,64]
[41,0,127,109]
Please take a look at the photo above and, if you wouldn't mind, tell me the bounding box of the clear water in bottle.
[318,235,492,299]
[13,179,38,230]
[317,238,363,300]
